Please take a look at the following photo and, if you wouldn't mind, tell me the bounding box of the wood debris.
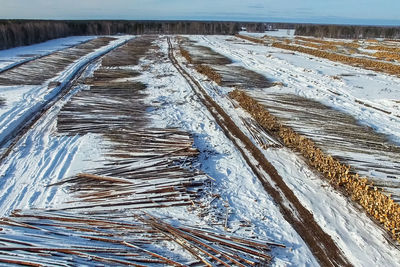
[0,210,284,266]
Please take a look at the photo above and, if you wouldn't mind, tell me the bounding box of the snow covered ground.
[0,34,399,266]
[0,35,133,217]
[193,35,400,145]
[181,35,400,266]
[139,38,318,266]
[239,29,295,38]
[0,36,95,72]
[0,36,132,152]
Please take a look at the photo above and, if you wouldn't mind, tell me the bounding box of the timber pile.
[295,40,338,51]
[235,34,265,44]
[0,210,283,266]
[179,38,271,88]
[229,89,400,242]
[49,160,208,212]
[0,37,115,85]
[180,47,193,64]
[295,36,360,48]
[373,51,400,62]
[271,42,400,76]
[240,117,282,149]
[105,129,200,160]
[367,45,400,53]
[195,64,222,85]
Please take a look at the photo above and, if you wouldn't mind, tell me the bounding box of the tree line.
[295,24,400,39]
[0,20,268,50]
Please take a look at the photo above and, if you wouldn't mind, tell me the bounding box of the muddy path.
[168,37,351,267]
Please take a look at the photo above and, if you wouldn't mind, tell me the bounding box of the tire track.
[0,38,94,75]
[0,38,131,165]
[167,37,351,267]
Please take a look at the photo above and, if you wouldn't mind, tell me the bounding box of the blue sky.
[0,0,399,26]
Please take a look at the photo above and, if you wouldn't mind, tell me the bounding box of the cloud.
[0,0,399,26]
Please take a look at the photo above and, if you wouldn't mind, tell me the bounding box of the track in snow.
[167,37,351,267]
[0,38,130,164]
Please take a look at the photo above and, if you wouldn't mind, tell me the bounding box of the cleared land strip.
[0,38,94,75]
[236,34,400,77]
[168,37,351,267]
[0,37,131,163]
[0,37,116,85]
[0,37,285,266]
[230,90,400,244]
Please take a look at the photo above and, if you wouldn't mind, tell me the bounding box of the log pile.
[272,42,400,76]
[295,36,360,48]
[367,45,400,53]
[241,117,282,149]
[229,89,400,242]
[195,64,222,85]
[0,37,115,85]
[179,47,193,64]
[235,34,266,44]
[295,40,338,51]
[373,51,400,62]
[49,159,209,212]
[0,210,283,266]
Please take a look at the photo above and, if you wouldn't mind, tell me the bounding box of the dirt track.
[167,37,352,267]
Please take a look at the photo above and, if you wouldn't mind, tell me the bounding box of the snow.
[0,36,133,215]
[184,36,400,266]
[138,37,319,266]
[0,83,107,215]
[0,34,399,266]
[0,36,95,72]
[239,29,295,38]
[0,35,133,151]
[192,35,400,145]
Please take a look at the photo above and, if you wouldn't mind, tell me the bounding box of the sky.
[0,0,399,26]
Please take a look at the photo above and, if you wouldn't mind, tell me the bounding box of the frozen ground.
[0,36,95,72]
[0,36,132,152]
[239,29,295,38]
[183,35,400,266]
[0,35,399,266]
[139,39,318,266]
[193,35,400,145]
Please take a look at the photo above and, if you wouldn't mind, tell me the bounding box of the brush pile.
[229,89,400,242]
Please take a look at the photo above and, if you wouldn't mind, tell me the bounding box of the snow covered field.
[0,36,95,72]
[0,34,399,266]
[239,29,295,38]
